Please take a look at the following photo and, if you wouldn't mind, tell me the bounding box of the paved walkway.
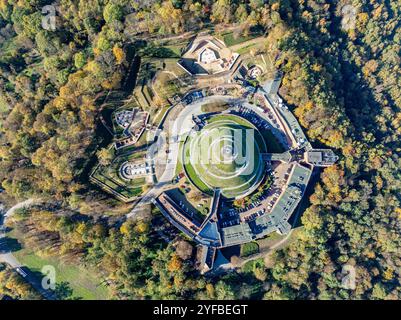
[0,198,56,299]
[1,200,37,268]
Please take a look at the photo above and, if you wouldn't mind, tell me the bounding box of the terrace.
[90,150,150,203]
[119,161,150,180]
[306,149,339,167]
[114,109,149,150]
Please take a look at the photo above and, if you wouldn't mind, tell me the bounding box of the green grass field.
[14,251,110,300]
[92,162,145,198]
[240,242,260,257]
[207,115,267,153]
[153,70,181,100]
[183,157,213,195]
[217,29,264,47]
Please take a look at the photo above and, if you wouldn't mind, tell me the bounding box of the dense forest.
[0,0,400,299]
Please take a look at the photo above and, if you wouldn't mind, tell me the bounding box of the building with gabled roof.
[178,35,240,76]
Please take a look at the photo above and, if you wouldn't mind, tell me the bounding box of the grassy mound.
[183,115,266,198]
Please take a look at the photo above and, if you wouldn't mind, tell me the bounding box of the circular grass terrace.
[183,114,267,199]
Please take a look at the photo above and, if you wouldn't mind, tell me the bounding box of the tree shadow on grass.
[55,281,82,300]
[25,268,82,300]
[141,46,180,59]
[0,235,22,253]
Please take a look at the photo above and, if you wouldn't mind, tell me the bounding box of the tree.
[103,4,123,23]
[74,52,87,69]
[189,190,202,202]
[55,282,75,300]
[175,240,193,260]
[120,221,132,235]
[215,281,235,300]
[21,12,42,38]
[135,221,149,233]
[254,267,267,281]
[371,283,387,300]
[112,46,125,65]
[211,0,233,24]
[0,268,41,300]
[235,4,248,23]
[230,255,242,267]
[167,254,183,272]
[97,148,114,166]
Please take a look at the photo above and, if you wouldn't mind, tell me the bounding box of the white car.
[16,268,27,278]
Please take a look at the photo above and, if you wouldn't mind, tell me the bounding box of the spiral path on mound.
[183,116,266,199]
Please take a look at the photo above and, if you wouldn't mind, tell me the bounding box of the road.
[0,199,36,269]
[0,198,39,268]
[0,198,56,300]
